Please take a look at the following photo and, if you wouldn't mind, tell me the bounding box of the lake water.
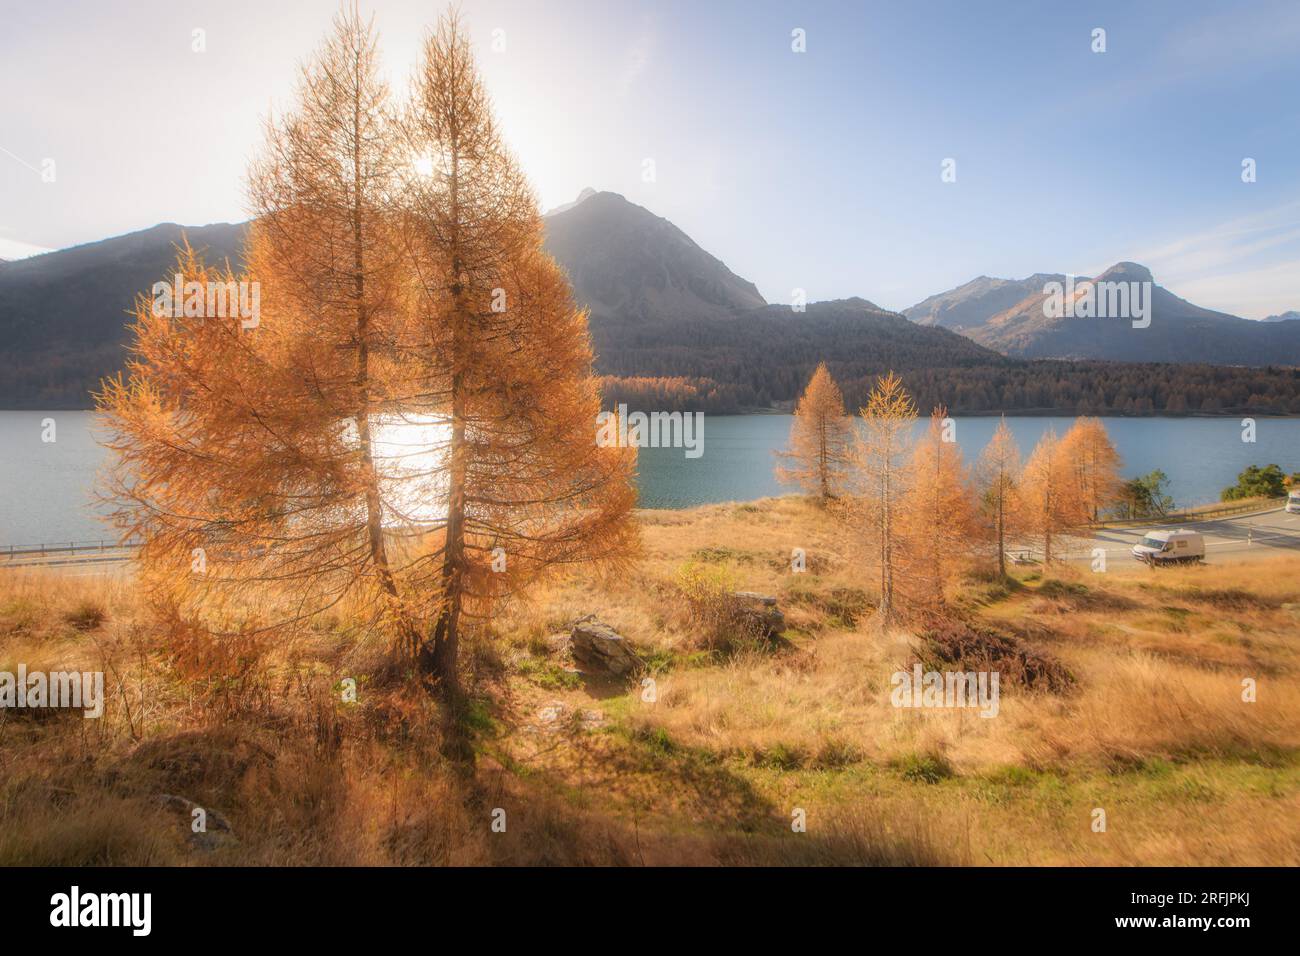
[636,414,1300,509]
[2,411,1299,545]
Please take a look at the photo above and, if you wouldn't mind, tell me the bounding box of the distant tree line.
[599,362,1300,416]
[596,375,761,414]
[9,275,1300,416]
[870,363,1300,418]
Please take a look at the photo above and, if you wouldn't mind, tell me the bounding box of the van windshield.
[1140,536,1166,550]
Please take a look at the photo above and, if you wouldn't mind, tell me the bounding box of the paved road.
[0,547,138,576]
[1052,506,1300,566]
[5,508,1300,575]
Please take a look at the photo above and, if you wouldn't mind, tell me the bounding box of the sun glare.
[369,415,451,526]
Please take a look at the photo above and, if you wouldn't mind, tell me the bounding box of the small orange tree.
[900,407,975,609]
[846,371,917,625]
[775,362,853,502]
[975,416,1023,577]
[1061,417,1123,522]
[1020,428,1088,563]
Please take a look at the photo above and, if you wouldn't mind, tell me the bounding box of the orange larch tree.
[1061,417,1123,523]
[975,416,1023,578]
[775,362,854,502]
[900,407,974,609]
[845,371,917,625]
[1019,428,1088,563]
[97,10,637,696]
[398,13,638,690]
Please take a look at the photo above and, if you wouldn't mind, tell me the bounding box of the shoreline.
[6,405,1300,420]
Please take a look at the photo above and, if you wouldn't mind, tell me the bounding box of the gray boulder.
[730,592,785,639]
[154,793,238,852]
[570,616,640,676]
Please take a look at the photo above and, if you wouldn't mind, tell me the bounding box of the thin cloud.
[617,17,655,95]
[1109,200,1300,317]
[1171,257,1300,319]
[1160,1,1300,73]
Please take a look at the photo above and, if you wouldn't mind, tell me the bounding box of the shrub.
[812,738,863,769]
[748,742,807,771]
[63,600,106,631]
[783,583,872,628]
[1221,463,1287,501]
[891,751,954,784]
[1,598,41,635]
[918,616,1074,694]
[161,610,271,720]
[673,561,767,652]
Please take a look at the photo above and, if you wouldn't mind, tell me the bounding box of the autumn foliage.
[900,407,975,609]
[1018,429,1086,565]
[975,417,1023,577]
[841,371,917,624]
[1060,416,1123,522]
[775,362,853,501]
[96,10,637,694]
[831,372,1125,623]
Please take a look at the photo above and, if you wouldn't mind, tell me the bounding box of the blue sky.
[2,0,1298,316]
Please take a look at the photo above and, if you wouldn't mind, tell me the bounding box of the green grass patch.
[516,657,582,690]
[890,751,954,784]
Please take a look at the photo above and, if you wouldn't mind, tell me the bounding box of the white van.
[1287,490,1300,514]
[1132,529,1205,565]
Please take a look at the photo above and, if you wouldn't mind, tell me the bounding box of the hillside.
[4,207,1300,415]
[903,273,1063,331]
[5,499,1297,866]
[907,263,1300,365]
[542,189,767,323]
[0,222,247,407]
[595,296,1006,410]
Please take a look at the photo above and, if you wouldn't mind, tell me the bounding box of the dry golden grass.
[1,496,1297,865]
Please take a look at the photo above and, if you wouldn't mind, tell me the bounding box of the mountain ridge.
[3,203,1300,413]
[904,264,1300,365]
[542,190,767,323]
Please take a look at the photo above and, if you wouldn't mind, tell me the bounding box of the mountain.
[4,208,1300,415]
[535,194,1000,407]
[593,295,1007,410]
[905,262,1300,365]
[1263,310,1300,323]
[0,222,247,407]
[904,273,1064,331]
[0,194,771,408]
[544,186,598,216]
[541,190,766,324]
[0,200,1004,412]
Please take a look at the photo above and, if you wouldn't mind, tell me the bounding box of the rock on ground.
[154,793,238,852]
[569,615,640,675]
[730,592,785,639]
